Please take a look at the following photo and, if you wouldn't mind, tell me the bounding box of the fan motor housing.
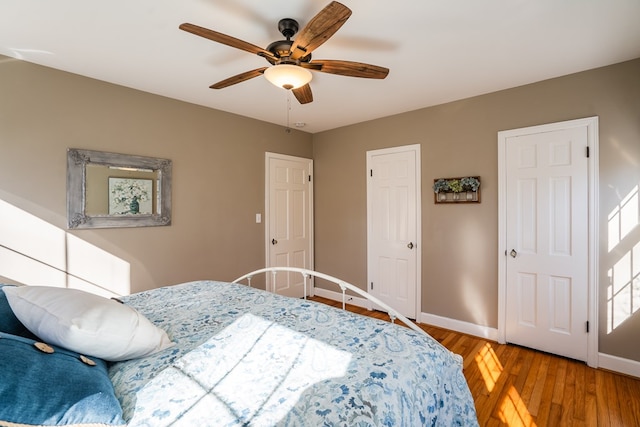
[278,18,298,39]
[266,18,311,62]
[266,40,294,58]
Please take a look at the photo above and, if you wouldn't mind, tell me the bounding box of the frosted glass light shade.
[264,64,312,90]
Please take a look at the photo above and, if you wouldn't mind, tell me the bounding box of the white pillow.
[2,286,173,362]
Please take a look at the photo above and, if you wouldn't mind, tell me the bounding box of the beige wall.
[313,58,640,362]
[1,55,639,362]
[0,56,312,293]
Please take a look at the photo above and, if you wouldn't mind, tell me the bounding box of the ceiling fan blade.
[299,62,323,71]
[209,67,268,89]
[180,23,276,60]
[292,84,313,104]
[289,2,352,60]
[311,60,389,79]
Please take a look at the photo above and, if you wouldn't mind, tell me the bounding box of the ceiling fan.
[179,1,389,104]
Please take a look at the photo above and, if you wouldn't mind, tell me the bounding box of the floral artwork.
[109,178,153,215]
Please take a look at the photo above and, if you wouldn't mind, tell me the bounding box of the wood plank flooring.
[309,296,640,427]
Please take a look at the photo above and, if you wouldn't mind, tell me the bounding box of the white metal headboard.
[233,266,428,337]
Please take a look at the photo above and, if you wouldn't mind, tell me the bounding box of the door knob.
[272,238,278,245]
[510,249,517,258]
[407,242,414,249]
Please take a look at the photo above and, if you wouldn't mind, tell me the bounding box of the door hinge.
[308,175,311,182]
[586,321,590,333]
[370,282,374,290]
[370,169,373,177]
[586,146,590,158]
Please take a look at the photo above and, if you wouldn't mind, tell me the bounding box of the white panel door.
[504,125,589,361]
[367,145,420,319]
[266,153,313,298]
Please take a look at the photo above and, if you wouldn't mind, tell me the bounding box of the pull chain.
[285,91,292,133]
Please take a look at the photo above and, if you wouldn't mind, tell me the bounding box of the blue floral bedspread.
[108,281,478,426]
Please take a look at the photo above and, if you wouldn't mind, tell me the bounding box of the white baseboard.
[312,288,498,341]
[598,352,640,379]
[312,287,371,309]
[420,312,499,341]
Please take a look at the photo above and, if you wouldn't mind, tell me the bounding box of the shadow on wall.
[0,199,130,297]
[606,183,640,334]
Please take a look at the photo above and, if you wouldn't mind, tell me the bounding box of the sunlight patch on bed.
[128,313,352,426]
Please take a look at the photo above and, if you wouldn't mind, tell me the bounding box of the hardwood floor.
[309,296,640,427]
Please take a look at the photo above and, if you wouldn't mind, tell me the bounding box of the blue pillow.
[0,332,125,426]
[0,284,38,339]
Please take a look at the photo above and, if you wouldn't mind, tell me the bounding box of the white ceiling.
[2,1,640,134]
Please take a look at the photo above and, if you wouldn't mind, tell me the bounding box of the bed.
[1,267,478,427]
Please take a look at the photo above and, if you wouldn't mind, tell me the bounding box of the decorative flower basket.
[433,176,481,204]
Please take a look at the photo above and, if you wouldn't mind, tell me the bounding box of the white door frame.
[366,144,422,319]
[497,116,599,367]
[264,152,314,294]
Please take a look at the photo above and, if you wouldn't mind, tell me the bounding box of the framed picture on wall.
[108,177,153,215]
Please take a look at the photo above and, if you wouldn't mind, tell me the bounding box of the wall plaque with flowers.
[433,176,481,203]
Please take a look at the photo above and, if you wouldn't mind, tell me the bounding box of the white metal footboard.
[233,267,428,338]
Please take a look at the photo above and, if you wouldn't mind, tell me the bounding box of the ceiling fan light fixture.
[264,64,312,90]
